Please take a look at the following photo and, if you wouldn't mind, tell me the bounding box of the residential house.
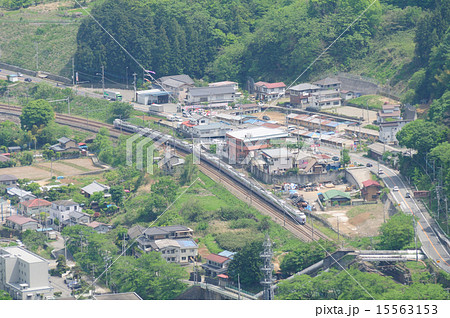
[6,187,36,202]
[361,180,382,201]
[208,81,239,91]
[201,253,232,277]
[289,83,320,108]
[7,74,19,82]
[0,155,12,166]
[310,90,342,109]
[254,82,286,101]
[318,189,351,206]
[67,210,91,226]
[0,174,18,187]
[232,104,260,115]
[260,148,294,174]
[185,86,237,106]
[156,74,194,102]
[0,246,53,300]
[81,181,110,198]
[158,151,185,175]
[136,89,171,105]
[49,137,79,154]
[226,127,289,164]
[7,146,21,153]
[5,215,39,232]
[367,143,405,161]
[128,225,197,263]
[286,114,348,133]
[49,200,82,224]
[85,221,111,234]
[17,198,51,217]
[340,90,356,100]
[377,104,402,124]
[379,121,410,144]
[214,113,245,125]
[150,238,198,264]
[312,77,341,90]
[191,122,233,139]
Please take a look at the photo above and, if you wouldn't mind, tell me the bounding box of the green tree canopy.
[227,239,264,287]
[20,99,54,131]
[378,212,415,250]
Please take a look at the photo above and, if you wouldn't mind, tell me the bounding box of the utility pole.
[126,67,129,89]
[72,57,75,86]
[101,65,105,96]
[133,73,137,102]
[35,42,39,70]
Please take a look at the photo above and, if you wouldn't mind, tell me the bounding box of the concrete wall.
[0,62,71,84]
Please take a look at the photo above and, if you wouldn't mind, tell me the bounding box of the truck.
[103,90,122,101]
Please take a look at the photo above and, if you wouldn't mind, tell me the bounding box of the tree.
[20,99,54,131]
[378,212,415,250]
[56,255,69,276]
[0,289,12,300]
[227,239,264,287]
[340,148,350,167]
[179,154,198,185]
[110,185,125,206]
[111,102,133,121]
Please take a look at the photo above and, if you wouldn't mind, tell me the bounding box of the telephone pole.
[101,65,105,96]
[72,57,75,86]
[133,73,137,102]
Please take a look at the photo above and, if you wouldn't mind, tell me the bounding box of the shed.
[319,189,351,206]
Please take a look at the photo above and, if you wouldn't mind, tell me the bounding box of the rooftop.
[52,200,79,207]
[188,86,235,97]
[6,214,38,225]
[320,189,351,201]
[20,198,52,208]
[226,126,288,142]
[81,181,110,195]
[0,246,48,264]
[362,180,381,188]
[0,174,18,182]
[289,83,320,91]
[255,81,286,89]
[206,253,230,264]
[93,292,142,300]
[313,77,341,86]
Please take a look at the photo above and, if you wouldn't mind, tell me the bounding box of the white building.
[50,200,82,223]
[0,246,53,300]
[152,239,198,264]
[185,86,237,105]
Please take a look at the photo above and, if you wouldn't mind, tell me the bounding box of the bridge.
[178,281,257,300]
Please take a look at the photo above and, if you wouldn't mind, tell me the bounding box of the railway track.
[0,103,330,242]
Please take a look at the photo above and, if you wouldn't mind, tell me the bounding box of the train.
[113,119,306,225]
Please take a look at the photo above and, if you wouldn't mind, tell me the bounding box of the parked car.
[24,78,32,82]
[332,156,339,161]
[17,72,23,77]
[262,115,270,121]
[378,169,383,174]
[393,186,399,191]
[406,192,411,198]
[366,163,373,167]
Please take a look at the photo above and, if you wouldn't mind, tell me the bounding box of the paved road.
[317,144,450,273]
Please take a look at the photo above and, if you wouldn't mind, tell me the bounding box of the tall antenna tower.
[260,235,275,300]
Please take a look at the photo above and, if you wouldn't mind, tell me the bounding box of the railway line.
[0,103,330,242]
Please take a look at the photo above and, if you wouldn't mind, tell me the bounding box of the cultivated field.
[0,158,104,181]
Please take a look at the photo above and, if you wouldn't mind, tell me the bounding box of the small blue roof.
[218,250,236,259]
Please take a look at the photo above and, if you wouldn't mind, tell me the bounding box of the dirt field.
[0,158,104,181]
[329,106,378,124]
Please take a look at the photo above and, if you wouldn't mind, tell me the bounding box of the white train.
[113,119,306,225]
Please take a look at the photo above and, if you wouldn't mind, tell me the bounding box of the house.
[313,77,341,90]
[377,104,402,124]
[136,89,172,105]
[201,253,232,277]
[191,122,232,139]
[0,155,12,165]
[49,137,79,154]
[81,181,110,198]
[379,121,409,144]
[150,238,198,264]
[85,221,111,234]
[156,74,195,102]
[128,225,196,262]
[367,143,405,161]
[318,189,351,206]
[17,198,51,217]
[214,113,245,125]
[7,146,21,153]
[289,83,320,108]
[361,180,382,201]
[254,82,286,101]
[6,187,36,202]
[67,210,91,226]
[286,114,348,133]
[0,174,18,187]
[340,90,355,100]
[5,215,39,232]
[158,151,185,175]
[260,148,294,174]
[208,81,239,91]
[49,200,82,224]
[310,90,342,109]
[185,86,237,105]
[0,246,53,300]
[226,127,289,164]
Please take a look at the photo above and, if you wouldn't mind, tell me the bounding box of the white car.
[393,186,399,191]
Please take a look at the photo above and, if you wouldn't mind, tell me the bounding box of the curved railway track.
[0,103,330,242]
